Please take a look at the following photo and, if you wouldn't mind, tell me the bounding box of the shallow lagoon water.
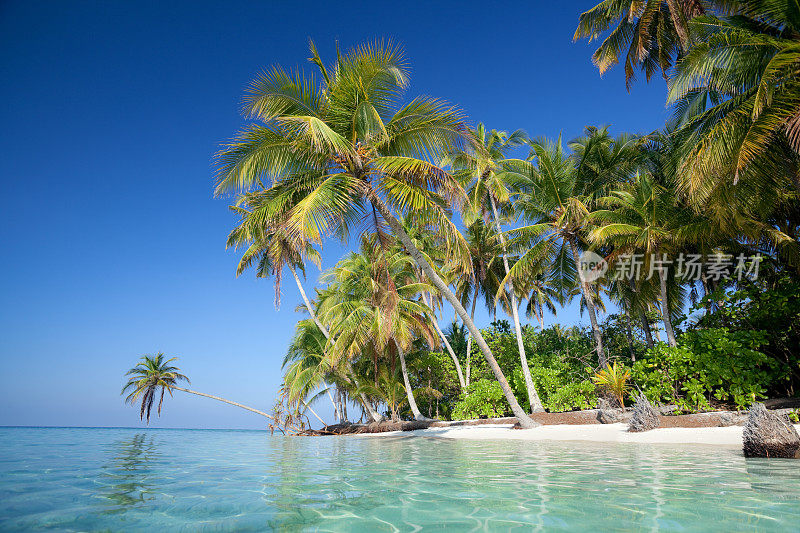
[1,427,799,531]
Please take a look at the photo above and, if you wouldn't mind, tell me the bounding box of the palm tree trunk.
[301,399,327,427]
[352,377,384,423]
[489,195,544,413]
[399,350,428,421]
[621,298,637,362]
[326,388,341,423]
[421,292,466,390]
[289,264,330,338]
[171,386,298,427]
[657,259,678,347]
[568,239,607,367]
[629,278,654,348]
[370,195,539,428]
[465,290,478,388]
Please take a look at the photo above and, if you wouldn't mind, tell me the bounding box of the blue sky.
[0,1,669,429]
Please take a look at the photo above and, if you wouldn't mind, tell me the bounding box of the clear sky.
[0,1,669,429]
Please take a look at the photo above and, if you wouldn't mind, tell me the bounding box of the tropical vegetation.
[128,1,800,430]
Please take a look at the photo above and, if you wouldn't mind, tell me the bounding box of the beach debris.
[742,403,800,458]
[628,393,660,432]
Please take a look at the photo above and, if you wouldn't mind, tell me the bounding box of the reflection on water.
[98,434,159,513]
[1,427,800,531]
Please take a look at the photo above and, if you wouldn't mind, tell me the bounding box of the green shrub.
[451,379,508,420]
[631,328,777,412]
[515,367,596,412]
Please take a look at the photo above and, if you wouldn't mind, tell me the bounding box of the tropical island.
[123,1,800,457]
[5,1,800,531]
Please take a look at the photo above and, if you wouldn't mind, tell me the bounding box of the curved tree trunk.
[656,252,677,347]
[421,292,466,390]
[399,350,428,421]
[171,386,303,430]
[490,196,544,412]
[465,290,478,389]
[370,195,539,428]
[569,239,607,368]
[289,264,330,338]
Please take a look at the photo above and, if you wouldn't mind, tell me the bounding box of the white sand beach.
[364,422,800,447]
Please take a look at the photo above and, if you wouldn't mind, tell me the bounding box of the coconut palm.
[215,41,537,427]
[455,219,509,387]
[448,124,545,412]
[501,130,642,368]
[520,270,561,329]
[588,172,694,346]
[318,237,438,420]
[574,0,713,88]
[395,215,467,391]
[668,2,800,261]
[122,353,283,426]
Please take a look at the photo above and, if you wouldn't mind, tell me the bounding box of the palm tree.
[574,0,712,88]
[502,134,619,367]
[122,353,285,427]
[227,194,328,333]
[455,220,511,388]
[319,237,437,420]
[449,124,545,412]
[396,215,467,391]
[588,172,692,346]
[668,2,800,264]
[215,41,537,427]
[520,270,561,329]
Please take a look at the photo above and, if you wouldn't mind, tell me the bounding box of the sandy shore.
[362,422,800,446]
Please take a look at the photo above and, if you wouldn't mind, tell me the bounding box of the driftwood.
[628,394,660,432]
[742,403,800,458]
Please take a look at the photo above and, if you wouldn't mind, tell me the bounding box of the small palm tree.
[122,353,188,423]
[122,353,285,427]
[592,361,631,408]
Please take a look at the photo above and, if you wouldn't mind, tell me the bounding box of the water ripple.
[1,428,799,531]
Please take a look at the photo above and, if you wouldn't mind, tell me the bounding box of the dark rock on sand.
[628,394,660,432]
[743,403,800,458]
[597,408,629,424]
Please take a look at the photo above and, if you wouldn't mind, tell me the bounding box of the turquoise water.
[1,428,799,531]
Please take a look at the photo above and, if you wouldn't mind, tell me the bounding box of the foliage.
[451,379,509,420]
[632,328,778,412]
[514,367,596,413]
[121,353,189,423]
[592,362,631,408]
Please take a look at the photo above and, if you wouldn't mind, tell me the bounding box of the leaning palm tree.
[448,124,545,412]
[574,0,715,88]
[122,353,287,427]
[215,41,537,427]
